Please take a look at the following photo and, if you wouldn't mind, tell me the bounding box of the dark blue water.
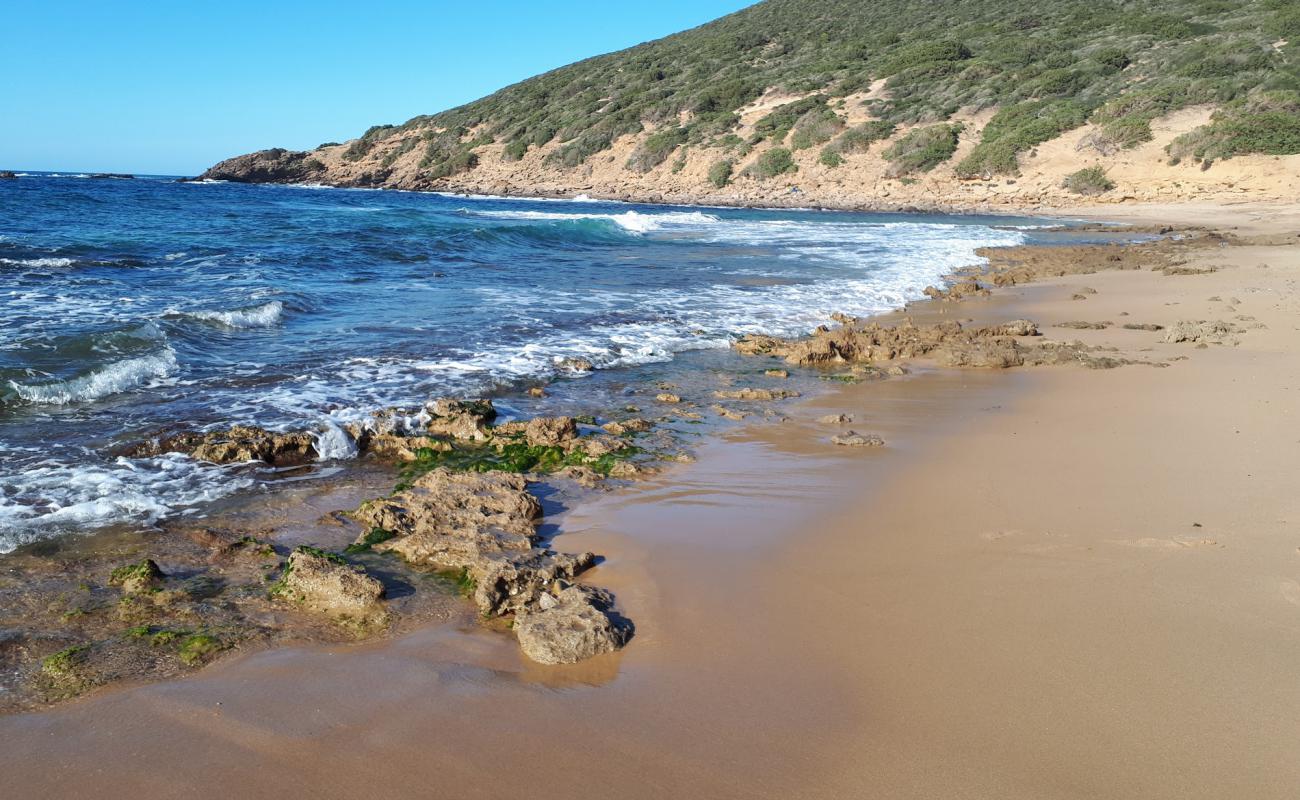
[0,172,1052,548]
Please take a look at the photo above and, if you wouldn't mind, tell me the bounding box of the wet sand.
[3,202,1298,798]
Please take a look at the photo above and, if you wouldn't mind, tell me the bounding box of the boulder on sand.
[514,585,632,664]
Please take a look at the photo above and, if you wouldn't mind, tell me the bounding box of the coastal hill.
[201,0,1300,208]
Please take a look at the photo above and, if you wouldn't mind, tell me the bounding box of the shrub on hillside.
[789,108,846,150]
[1062,166,1115,195]
[1167,92,1300,163]
[882,124,962,176]
[818,150,844,167]
[823,120,895,156]
[745,148,797,179]
[503,140,528,162]
[753,96,831,144]
[627,127,689,172]
[426,150,479,180]
[956,100,1087,177]
[343,124,396,162]
[708,159,734,188]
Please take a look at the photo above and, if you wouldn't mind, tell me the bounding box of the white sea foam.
[7,349,178,405]
[312,420,358,461]
[0,454,253,552]
[0,257,76,268]
[469,208,720,233]
[182,300,284,329]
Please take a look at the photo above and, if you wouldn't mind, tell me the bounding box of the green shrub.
[342,124,395,162]
[546,132,614,168]
[789,108,845,150]
[627,126,689,172]
[1168,92,1300,162]
[503,140,528,161]
[1091,47,1131,74]
[818,150,844,167]
[1102,115,1156,149]
[746,148,797,179]
[1062,166,1115,195]
[880,39,972,76]
[1268,8,1300,39]
[753,96,830,144]
[426,150,479,180]
[882,124,962,176]
[708,159,734,187]
[956,99,1087,177]
[823,120,895,157]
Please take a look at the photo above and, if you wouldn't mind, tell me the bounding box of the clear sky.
[1,0,756,175]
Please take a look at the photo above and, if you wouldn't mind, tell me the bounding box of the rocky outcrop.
[195,148,329,184]
[832,431,885,447]
[129,425,318,466]
[275,547,384,616]
[733,317,1140,371]
[355,469,541,565]
[424,398,496,441]
[713,388,801,401]
[514,585,631,664]
[1163,320,1238,345]
[352,467,629,661]
[492,416,579,448]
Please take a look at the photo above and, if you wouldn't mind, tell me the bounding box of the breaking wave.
[467,209,720,234]
[180,300,284,329]
[6,349,178,405]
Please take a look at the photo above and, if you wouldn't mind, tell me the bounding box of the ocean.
[0,172,1055,550]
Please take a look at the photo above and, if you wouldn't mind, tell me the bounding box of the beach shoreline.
[2,198,1297,798]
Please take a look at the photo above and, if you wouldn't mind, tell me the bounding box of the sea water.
[0,173,1056,549]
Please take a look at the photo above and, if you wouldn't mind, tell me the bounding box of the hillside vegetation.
[203,0,1300,202]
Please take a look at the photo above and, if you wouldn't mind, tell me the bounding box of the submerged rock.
[276,547,384,616]
[601,418,653,435]
[514,586,632,664]
[832,431,885,447]
[712,387,800,401]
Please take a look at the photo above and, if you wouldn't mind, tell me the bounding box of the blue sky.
[1,0,755,175]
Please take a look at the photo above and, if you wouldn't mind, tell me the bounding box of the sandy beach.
[3,200,1297,798]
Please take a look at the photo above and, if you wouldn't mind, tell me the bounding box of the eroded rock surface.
[1163,320,1239,345]
[352,468,629,660]
[277,547,385,617]
[196,148,329,184]
[514,586,632,664]
[129,425,317,465]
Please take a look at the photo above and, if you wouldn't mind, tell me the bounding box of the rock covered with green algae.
[274,546,386,617]
[108,558,165,594]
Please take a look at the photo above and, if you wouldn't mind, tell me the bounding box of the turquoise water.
[0,173,1053,547]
